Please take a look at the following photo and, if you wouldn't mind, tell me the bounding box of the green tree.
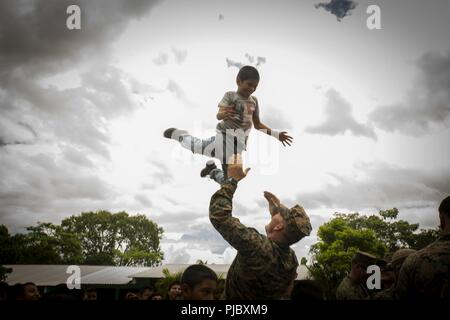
[0,265,12,281]
[0,223,83,265]
[155,268,183,298]
[306,208,439,299]
[61,210,163,266]
[307,217,386,299]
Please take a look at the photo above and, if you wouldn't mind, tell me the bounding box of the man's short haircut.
[237,66,260,81]
[181,264,218,288]
[439,196,450,217]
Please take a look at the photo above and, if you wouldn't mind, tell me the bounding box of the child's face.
[184,279,217,300]
[168,284,182,299]
[237,78,259,98]
[23,284,41,300]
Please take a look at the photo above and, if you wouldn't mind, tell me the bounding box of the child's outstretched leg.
[200,160,226,185]
[201,154,242,185]
[163,128,216,158]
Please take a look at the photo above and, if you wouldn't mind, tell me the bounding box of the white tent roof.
[4,265,146,286]
[4,264,310,286]
[130,264,309,280]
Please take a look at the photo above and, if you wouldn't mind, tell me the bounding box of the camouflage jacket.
[372,285,396,300]
[396,235,450,300]
[336,276,371,300]
[209,179,298,300]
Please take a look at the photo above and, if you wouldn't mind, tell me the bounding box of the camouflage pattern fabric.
[372,285,396,300]
[209,179,299,299]
[396,235,450,300]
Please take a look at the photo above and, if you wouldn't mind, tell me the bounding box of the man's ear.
[273,222,285,232]
[236,77,242,86]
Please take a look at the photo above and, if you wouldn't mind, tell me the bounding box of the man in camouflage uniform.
[373,248,416,300]
[396,196,450,300]
[209,160,312,299]
[336,251,377,300]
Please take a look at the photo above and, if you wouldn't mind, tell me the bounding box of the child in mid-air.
[163,65,293,184]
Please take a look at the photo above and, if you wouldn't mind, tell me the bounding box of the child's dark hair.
[237,65,260,81]
[181,264,218,289]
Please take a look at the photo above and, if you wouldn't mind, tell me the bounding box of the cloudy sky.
[1,0,449,264]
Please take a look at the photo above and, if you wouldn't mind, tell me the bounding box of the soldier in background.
[373,248,416,300]
[336,251,377,300]
[396,196,450,300]
[209,160,312,299]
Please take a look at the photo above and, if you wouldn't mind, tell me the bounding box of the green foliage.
[0,210,164,267]
[61,210,164,266]
[0,265,12,282]
[307,208,439,299]
[0,223,83,265]
[307,216,386,299]
[155,268,183,298]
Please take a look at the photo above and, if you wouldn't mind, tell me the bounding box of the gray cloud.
[0,0,162,76]
[305,89,377,140]
[294,162,449,220]
[0,65,154,159]
[180,223,230,255]
[152,52,169,66]
[134,194,153,207]
[226,58,244,69]
[148,159,174,184]
[245,53,255,64]
[171,48,187,64]
[0,0,162,231]
[369,51,450,136]
[0,150,115,230]
[152,210,205,231]
[261,108,292,130]
[167,79,194,107]
[314,0,357,21]
[62,145,94,168]
[0,118,37,147]
[161,244,192,264]
[152,48,187,66]
[245,53,266,67]
[226,54,267,70]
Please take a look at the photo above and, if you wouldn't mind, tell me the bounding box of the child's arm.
[217,92,237,120]
[252,99,293,147]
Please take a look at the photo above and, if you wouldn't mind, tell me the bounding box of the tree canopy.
[305,208,439,299]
